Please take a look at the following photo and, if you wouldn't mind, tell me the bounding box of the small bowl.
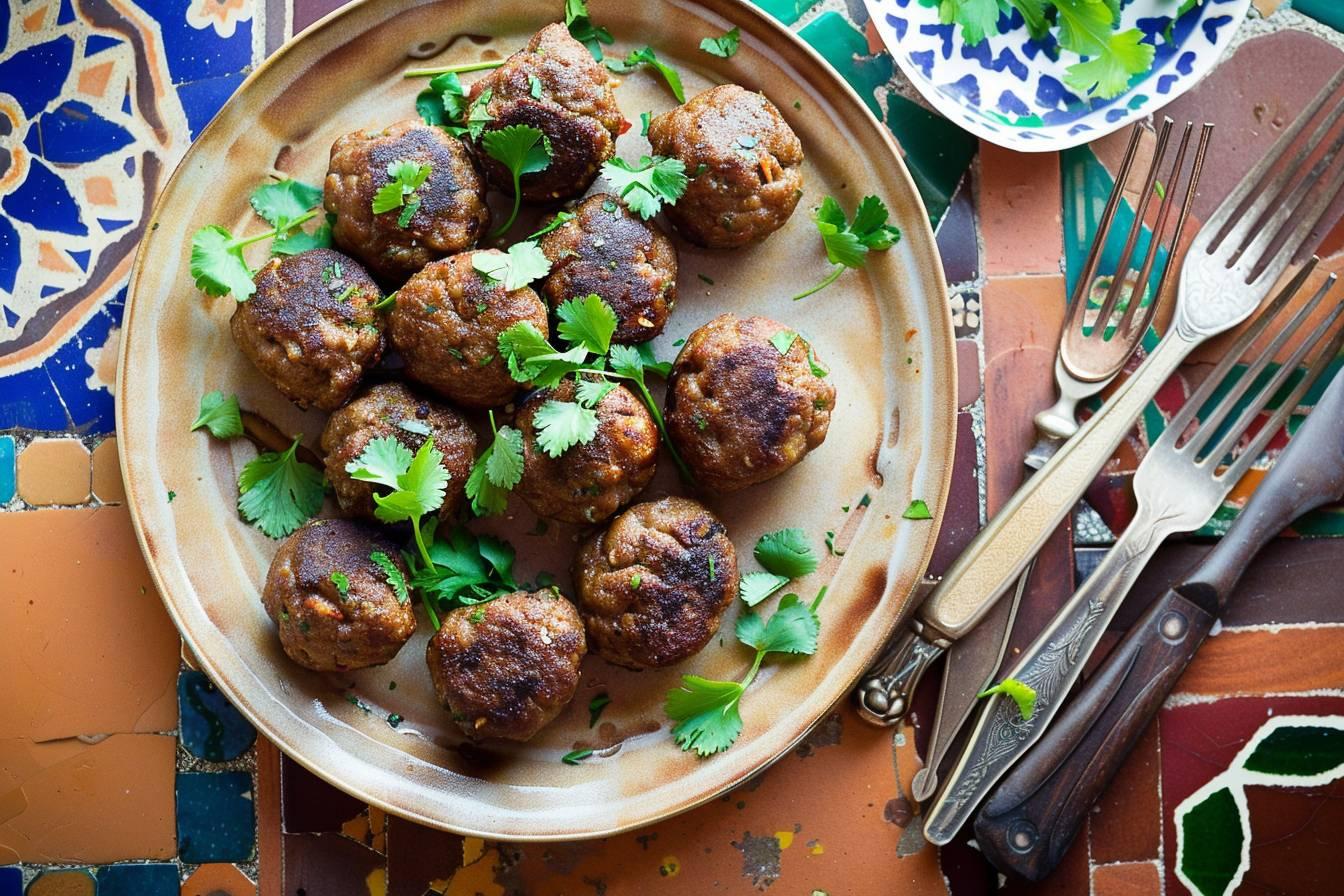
[865,0,1250,152]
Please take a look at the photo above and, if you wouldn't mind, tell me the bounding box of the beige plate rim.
[115,0,957,840]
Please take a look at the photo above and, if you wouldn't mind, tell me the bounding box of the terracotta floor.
[3,0,1344,894]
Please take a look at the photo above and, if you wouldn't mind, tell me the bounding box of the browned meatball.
[320,382,477,521]
[666,314,834,493]
[648,85,804,248]
[537,193,677,344]
[468,23,622,202]
[388,250,549,408]
[229,249,383,411]
[573,498,737,669]
[261,518,416,672]
[325,119,489,281]
[515,379,659,524]
[427,590,586,741]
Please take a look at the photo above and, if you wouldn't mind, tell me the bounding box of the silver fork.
[923,262,1344,843]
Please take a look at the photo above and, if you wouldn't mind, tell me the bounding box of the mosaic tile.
[16,437,89,506]
[1173,626,1344,697]
[949,288,981,337]
[1090,862,1161,896]
[0,734,176,864]
[179,670,257,762]
[176,772,256,864]
[1089,721,1161,865]
[979,144,1062,276]
[95,863,180,896]
[926,412,980,578]
[24,870,95,896]
[796,12,893,120]
[279,755,366,834]
[0,867,18,896]
[283,833,385,896]
[0,435,14,503]
[90,435,123,503]
[386,816,464,896]
[885,93,977,227]
[935,181,980,285]
[1294,0,1344,31]
[751,0,821,27]
[181,863,257,896]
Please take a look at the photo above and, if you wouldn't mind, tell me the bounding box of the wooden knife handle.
[973,588,1215,881]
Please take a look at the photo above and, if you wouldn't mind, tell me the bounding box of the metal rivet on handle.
[1160,610,1189,642]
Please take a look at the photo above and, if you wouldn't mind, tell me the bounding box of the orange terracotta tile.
[83,174,116,206]
[22,6,46,32]
[1175,627,1344,696]
[255,739,283,896]
[182,863,257,896]
[17,438,90,506]
[37,240,75,274]
[980,143,1063,275]
[0,506,180,741]
[1091,860,1162,896]
[26,869,96,896]
[0,733,176,863]
[1089,718,1161,864]
[76,61,114,99]
[91,437,125,504]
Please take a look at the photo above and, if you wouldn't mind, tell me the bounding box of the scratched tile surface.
[3,0,1344,893]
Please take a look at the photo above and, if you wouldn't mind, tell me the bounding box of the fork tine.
[1157,259,1318,444]
[1246,144,1344,286]
[1204,278,1338,475]
[1206,68,1344,250]
[1068,124,1145,329]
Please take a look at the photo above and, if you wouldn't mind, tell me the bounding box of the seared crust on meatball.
[574,497,737,669]
[648,84,803,248]
[320,381,477,520]
[230,249,383,411]
[261,519,416,672]
[537,193,677,344]
[515,379,659,524]
[666,314,834,492]
[388,251,548,409]
[325,119,489,281]
[468,23,621,201]
[427,590,586,741]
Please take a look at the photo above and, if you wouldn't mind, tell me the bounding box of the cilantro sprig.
[665,589,826,756]
[700,27,741,58]
[237,437,326,539]
[405,521,519,629]
[345,436,449,589]
[372,160,432,229]
[739,528,819,606]
[605,47,686,102]
[792,195,901,301]
[466,410,525,516]
[600,156,689,220]
[481,125,553,236]
[472,241,552,291]
[402,59,504,79]
[566,0,614,60]
[191,390,243,439]
[496,295,691,479]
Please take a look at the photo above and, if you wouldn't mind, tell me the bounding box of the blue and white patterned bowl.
[865,0,1250,152]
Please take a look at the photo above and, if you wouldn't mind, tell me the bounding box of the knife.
[973,363,1344,880]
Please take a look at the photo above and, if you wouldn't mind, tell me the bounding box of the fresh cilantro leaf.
[793,195,901,300]
[665,675,745,756]
[271,212,334,256]
[903,499,932,520]
[1062,25,1154,100]
[589,693,611,727]
[190,225,256,300]
[191,390,243,439]
[565,0,614,60]
[699,26,741,58]
[472,241,552,292]
[931,0,1000,45]
[237,436,325,538]
[330,570,350,597]
[345,436,413,491]
[371,160,432,227]
[532,399,599,457]
[407,524,519,624]
[346,436,449,527]
[481,125,553,236]
[605,47,686,102]
[600,155,689,220]
[416,71,468,129]
[635,342,673,378]
[575,377,618,408]
[562,748,594,765]
[527,210,575,241]
[806,343,828,378]
[754,528,819,578]
[465,88,494,140]
[639,111,652,137]
[370,551,409,603]
[738,570,789,607]
[769,330,797,356]
[467,413,524,517]
[556,294,618,354]
[978,677,1037,721]
[735,594,820,656]
[607,343,645,381]
[249,179,323,231]
[529,74,544,99]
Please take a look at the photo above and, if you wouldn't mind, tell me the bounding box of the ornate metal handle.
[854,622,946,725]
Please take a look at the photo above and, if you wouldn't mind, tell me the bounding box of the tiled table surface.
[4,0,1344,894]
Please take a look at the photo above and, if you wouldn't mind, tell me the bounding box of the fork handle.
[919,331,1195,641]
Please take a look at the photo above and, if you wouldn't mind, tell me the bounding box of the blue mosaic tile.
[0,36,72,117]
[176,771,256,863]
[26,100,136,164]
[0,867,19,896]
[96,863,180,896]
[138,0,254,85]
[0,366,73,431]
[180,669,257,762]
[39,285,125,434]
[176,71,248,140]
[0,436,14,504]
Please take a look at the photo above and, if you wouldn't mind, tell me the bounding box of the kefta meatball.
[666,314,834,493]
[320,381,477,521]
[389,250,549,408]
[574,498,738,669]
[427,590,586,741]
[537,193,677,344]
[325,119,489,281]
[261,519,416,672]
[468,23,622,201]
[515,379,659,524]
[648,84,804,248]
[230,249,383,411]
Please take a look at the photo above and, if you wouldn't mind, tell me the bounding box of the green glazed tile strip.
[1293,0,1344,34]
[749,0,821,26]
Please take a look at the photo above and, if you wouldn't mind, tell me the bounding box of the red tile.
[979,145,1062,276]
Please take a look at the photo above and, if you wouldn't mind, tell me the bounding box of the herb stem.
[228,209,320,249]
[410,517,442,629]
[620,375,694,483]
[491,179,523,239]
[403,60,506,78]
[791,264,844,301]
[740,648,766,691]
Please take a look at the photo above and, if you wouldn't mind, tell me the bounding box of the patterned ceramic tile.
[176,772,257,864]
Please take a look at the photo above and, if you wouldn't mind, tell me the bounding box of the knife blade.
[974,362,1344,880]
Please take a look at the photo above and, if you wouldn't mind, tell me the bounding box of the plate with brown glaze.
[116,0,956,839]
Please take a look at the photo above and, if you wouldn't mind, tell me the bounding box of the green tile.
[1178,786,1244,896]
[797,11,893,120]
[885,93,976,226]
[1293,0,1344,33]
[749,0,821,26]
[1243,724,1344,777]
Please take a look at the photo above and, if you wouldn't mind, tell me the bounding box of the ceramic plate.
[116,0,956,839]
[866,0,1250,152]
